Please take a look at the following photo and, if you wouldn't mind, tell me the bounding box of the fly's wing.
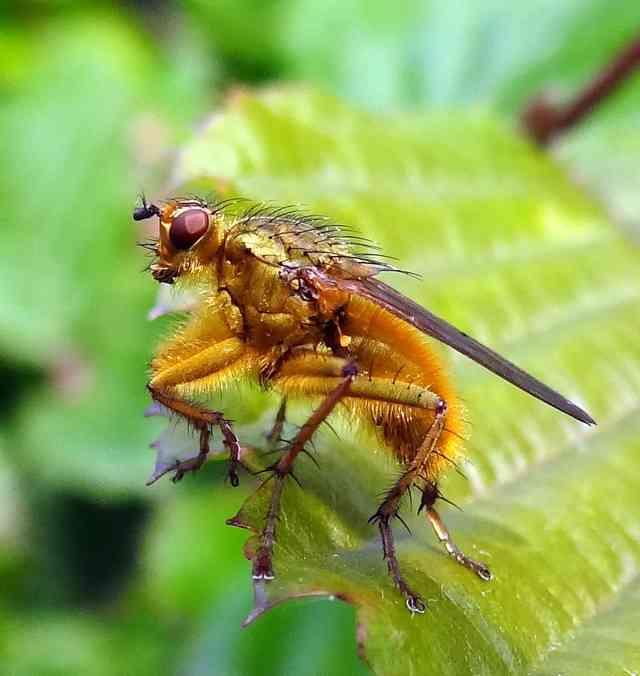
[337,275,595,426]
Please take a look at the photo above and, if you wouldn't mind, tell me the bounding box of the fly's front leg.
[148,335,260,486]
[252,364,357,581]
[420,483,492,581]
[172,426,210,483]
[148,384,242,485]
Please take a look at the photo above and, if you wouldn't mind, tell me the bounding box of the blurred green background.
[1,2,639,675]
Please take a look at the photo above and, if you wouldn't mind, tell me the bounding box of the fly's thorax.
[221,256,323,348]
[226,227,289,264]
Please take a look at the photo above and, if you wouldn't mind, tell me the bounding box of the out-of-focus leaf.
[509,6,640,241]
[182,594,370,676]
[183,0,640,245]
[0,438,27,603]
[157,87,640,674]
[183,0,640,113]
[0,611,171,676]
[557,117,640,237]
[183,0,288,81]
[493,1,640,114]
[0,11,217,495]
[171,0,640,258]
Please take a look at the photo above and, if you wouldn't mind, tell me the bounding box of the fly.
[135,196,594,613]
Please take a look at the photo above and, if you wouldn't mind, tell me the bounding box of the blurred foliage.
[0,1,638,675]
[185,0,640,113]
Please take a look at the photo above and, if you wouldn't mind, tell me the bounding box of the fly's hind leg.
[369,398,447,613]
[252,364,357,581]
[372,513,425,613]
[420,483,492,581]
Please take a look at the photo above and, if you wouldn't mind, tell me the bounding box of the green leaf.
[158,87,640,674]
[0,610,172,676]
[141,486,370,676]
[530,578,640,675]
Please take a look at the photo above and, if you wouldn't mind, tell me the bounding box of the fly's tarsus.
[146,384,245,488]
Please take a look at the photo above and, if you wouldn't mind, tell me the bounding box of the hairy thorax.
[221,250,323,350]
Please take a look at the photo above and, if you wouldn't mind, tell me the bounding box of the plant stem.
[522,35,640,145]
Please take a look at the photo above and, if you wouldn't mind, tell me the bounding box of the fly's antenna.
[133,193,161,221]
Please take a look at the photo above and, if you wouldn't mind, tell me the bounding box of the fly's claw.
[252,546,275,581]
[456,554,492,581]
[147,454,209,486]
[406,594,426,614]
[227,465,240,487]
[170,454,207,483]
[219,418,243,487]
[227,456,251,487]
[171,466,185,484]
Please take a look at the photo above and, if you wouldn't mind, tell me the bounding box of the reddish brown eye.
[169,208,209,250]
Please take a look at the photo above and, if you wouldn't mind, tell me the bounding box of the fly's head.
[133,197,222,284]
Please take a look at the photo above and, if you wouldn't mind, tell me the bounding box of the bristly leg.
[372,513,426,613]
[147,384,244,486]
[420,482,492,581]
[368,398,447,612]
[266,398,287,449]
[251,473,284,581]
[171,426,210,483]
[252,365,357,581]
[220,417,243,487]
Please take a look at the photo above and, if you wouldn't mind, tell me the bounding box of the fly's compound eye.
[169,208,210,250]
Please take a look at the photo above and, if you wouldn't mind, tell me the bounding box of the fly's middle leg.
[252,364,357,581]
[270,348,450,609]
[147,384,243,486]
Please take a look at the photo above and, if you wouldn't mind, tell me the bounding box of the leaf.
[179,1,640,247]
[530,578,640,675]
[140,485,371,676]
[158,87,640,674]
